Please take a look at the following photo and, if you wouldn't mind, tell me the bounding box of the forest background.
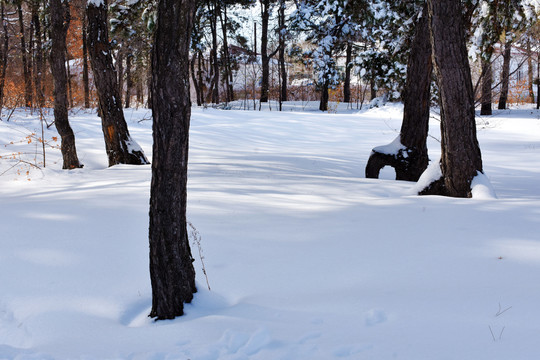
[0,0,537,116]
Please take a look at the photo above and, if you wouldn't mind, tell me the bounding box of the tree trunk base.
[417,177,448,196]
[365,147,428,182]
[418,175,474,198]
[480,103,492,116]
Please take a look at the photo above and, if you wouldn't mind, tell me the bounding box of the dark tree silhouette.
[50,0,82,169]
[149,0,197,320]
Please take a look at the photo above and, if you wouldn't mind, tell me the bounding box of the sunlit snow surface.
[1,102,540,359]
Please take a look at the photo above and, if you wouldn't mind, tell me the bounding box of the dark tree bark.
[480,57,492,115]
[31,1,44,108]
[370,74,376,100]
[117,50,124,106]
[498,40,511,110]
[66,48,74,108]
[207,0,219,104]
[49,0,82,169]
[527,39,534,103]
[149,0,197,320]
[18,2,32,107]
[218,5,233,103]
[343,41,353,103]
[0,2,9,110]
[125,53,133,108]
[197,51,205,104]
[278,0,287,104]
[136,77,143,105]
[366,5,431,182]
[421,0,483,198]
[82,17,90,108]
[319,79,329,111]
[190,52,202,106]
[260,0,270,103]
[86,0,149,166]
[147,52,153,109]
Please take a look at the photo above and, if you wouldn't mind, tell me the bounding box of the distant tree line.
[0,0,537,114]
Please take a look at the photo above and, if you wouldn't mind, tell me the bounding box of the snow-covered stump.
[365,137,427,182]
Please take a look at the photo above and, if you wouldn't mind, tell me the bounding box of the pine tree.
[291,0,364,111]
[149,0,197,321]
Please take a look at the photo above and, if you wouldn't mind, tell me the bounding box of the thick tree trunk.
[366,5,431,182]
[86,0,149,166]
[260,0,270,103]
[82,19,90,108]
[343,41,353,103]
[498,41,511,110]
[480,57,492,115]
[18,3,32,107]
[149,0,197,320]
[422,0,483,198]
[50,0,81,169]
[31,1,44,108]
[0,3,9,110]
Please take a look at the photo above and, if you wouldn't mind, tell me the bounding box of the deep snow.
[1,102,540,359]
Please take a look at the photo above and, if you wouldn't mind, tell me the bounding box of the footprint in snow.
[364,308,387,327]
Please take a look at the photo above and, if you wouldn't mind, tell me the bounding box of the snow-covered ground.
[1,102,540,359]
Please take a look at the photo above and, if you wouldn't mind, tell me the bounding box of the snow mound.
[471,171,497,199]
[372,136,405,156]
[410,159,442,195]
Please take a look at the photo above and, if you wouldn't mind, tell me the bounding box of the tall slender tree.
[498,39,512,110]
[50,0,82,169]
[17,1,32,107]
[259,0,276,103]
[86,0,149,166]
[149,0,197,320]
[527,38,535,103]
[82,15,90,108]
[277,0,287,105]
[0,1,9,110]
[206,0,220,104]
[31,0,44,108]
[218,1,234,103]
[472,0,536,112]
